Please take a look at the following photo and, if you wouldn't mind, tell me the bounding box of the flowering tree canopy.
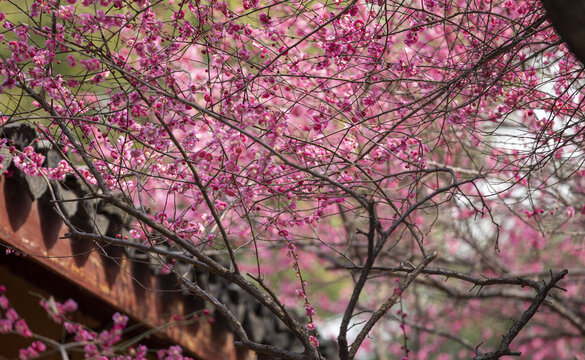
[1,0,585,358]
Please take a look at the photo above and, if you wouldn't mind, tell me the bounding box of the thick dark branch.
[416,275,585,336]
[339,176,475,360]
[338,201,378,360]
[176,276,308,360]
[233,341,306,360]
[338,265,541,290]
[472,269,568,360]
[348,252,437,358]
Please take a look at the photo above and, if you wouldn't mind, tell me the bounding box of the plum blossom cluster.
[0,289,33,340]
[17,341,46,360]
[7,142,73,181]
[0,286,197,360]
[0,286,36,360]
[39,297,78,324]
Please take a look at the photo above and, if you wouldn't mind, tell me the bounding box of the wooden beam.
[0,175,254,360]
